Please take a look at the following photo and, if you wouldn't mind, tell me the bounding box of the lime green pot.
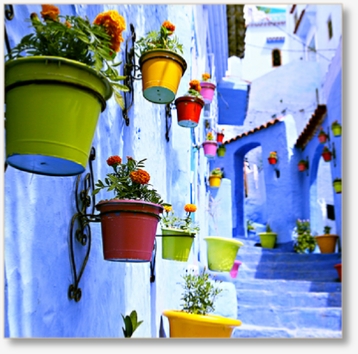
[161,228,195,262]
[258,232,277,249]
[5,56,112,176]
[204,237,244,272]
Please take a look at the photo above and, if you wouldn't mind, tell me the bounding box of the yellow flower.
[93,10,126,53]
[164,205,173,213]
[184,204,197,213]
[202,73,211,81]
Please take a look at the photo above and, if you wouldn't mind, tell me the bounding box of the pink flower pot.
[200,82,216,104]
[202,141,218,158]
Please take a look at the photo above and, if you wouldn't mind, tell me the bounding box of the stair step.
[231,324,342,338]
[237,304,342,330]
[237,289,341,307]
[239,260,341,271]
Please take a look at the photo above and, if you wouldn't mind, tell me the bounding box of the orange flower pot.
[314,234,338,254]
[95,199,163,262]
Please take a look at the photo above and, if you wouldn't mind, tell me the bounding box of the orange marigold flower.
[64,20,71,28]
[189,79,201,92]
[41,4,60,21]
[164,205,172,213]
[93,10,126,53]
[184,204,197,213]
[162,20,175,35]
[202,73,211,81]
[107,155,122,166]
[130,169,150,185]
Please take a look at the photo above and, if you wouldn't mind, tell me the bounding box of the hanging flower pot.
[175,96,205,128]
[333,178,342,194]
[199,73,216,104]
[208,168,223,188]
[322,147,332,162]
[334,263,342,282]
[136,21,187,104]
[268,151,278,165]
[161,228,195,262]
[216,131,225,144]
[202,141,218,158]
[204,236,244,272]
[318,128,328,143]
[217,145,226,157]
[4,7,129,176]
[93,156,163,262]
[331,121,342,137]
[298,160,308,172]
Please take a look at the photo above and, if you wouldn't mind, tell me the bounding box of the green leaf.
[114,91,125,110]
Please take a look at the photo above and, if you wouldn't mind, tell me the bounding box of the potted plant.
[331,120,342,137]
[5,5,128,176]
[121,310,143,338]
[317,127,328,143]
[93,155,163,262]
[162,268,242,337]
[202,132,218,158]
[298,159,308,172]
[216,128,225,144]
[160,203,199,262]
[247,220,256,237]
[199,72,216,104]
[314,226,338,254]
[321,146,332,162]
[258,223,277,249]
[293,219,317,253]
[334,263,342,282]
[217,144,226,157]
[333,178,342,194]
[268,151,278,165]
[136,20,187,104]
[175,80,205,128]
[208,167,223,188]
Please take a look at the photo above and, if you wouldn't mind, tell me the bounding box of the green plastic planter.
[161,228,195,262]
[5,56,113,176]
[204,236,244,272]
[258,232,277,249]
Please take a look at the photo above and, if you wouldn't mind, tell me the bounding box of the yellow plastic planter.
[139,49,187,104]
[161,228,195,262]
[209,175,222,188]
[204,237,244,272]
[162,310,242,338]
[258,232,277,249]
[5,56,112,176]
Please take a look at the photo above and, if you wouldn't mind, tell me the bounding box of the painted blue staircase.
[231,237,342,338]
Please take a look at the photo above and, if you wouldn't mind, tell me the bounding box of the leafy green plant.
[93,155,163,205]
[160,203,200,234]
[210,167,223,178]
[5,5,129,109]
[265,223,272,233]
[121,310,143,338]
[293,219,317,253]
[247,220,255,231]
[181,268,222,315]
[135,20,183,56]
[324,226,332,234]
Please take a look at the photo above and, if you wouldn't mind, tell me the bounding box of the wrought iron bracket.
[68,147,100,302]
[305,156,309,176]
[332,142,336,167]
[150,239,157,283]
[122,23,142,126]
[5,5,14,58]
[165,102,176,142]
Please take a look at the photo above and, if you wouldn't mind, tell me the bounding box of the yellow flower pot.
[204,237,244,272]
[209,175,221,188]
[139,49,187,104]
[162,310,242,338]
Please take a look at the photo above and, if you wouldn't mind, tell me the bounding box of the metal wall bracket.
[165,102,176,142]
[122,23,142,126]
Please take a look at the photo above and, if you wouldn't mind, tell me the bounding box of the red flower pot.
[318,133,327,143]
[322,151,332,162]
[216,132,224,143]
[268,157,277,165]
[298,163,307,171]
[334,263,342,282]
[200,81,216,104]
[95,199,163,262]
[175,96,205,128]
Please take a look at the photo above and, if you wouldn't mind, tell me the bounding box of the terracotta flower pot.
[322,151,332,162]
[334,263,342,282]
[314,234,338,254]
[175,96,205,128]
[200,81,216,104]
[95,199,163,262]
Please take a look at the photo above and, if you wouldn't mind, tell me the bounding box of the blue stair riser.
[237,305,342,330]
[233,279,342,293]
[237,289,341,307]
[236,252,342,263]
[239,260,341,271]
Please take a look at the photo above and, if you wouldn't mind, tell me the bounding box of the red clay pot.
[318,133,327,143]
[175,96,205,128]
[298,163,307,171]
[268,157,277,165]
[95,199,163,262]
[216,132,224,144]
[334,263,342,282]
[322,151,332,162]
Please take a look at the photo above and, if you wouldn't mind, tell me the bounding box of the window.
[272,49,282,67]
[327,17,333,39]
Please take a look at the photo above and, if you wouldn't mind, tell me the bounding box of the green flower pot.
[204,236,244,271]
[5,56,112,176]
[258,232,277,249]
[161,228,195,262]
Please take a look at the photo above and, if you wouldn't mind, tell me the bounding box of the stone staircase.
[231,237,342,338]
